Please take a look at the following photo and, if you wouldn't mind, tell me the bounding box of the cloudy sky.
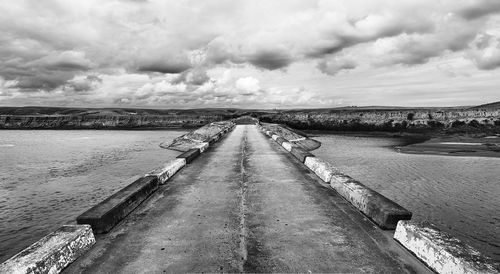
[1,0,499,109]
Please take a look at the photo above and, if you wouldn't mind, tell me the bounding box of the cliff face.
[0,114,227,129]
[259,109,500,133]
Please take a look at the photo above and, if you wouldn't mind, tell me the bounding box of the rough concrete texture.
[304,156,336,182]
[146,158,187,185]
[394,221,499,274]
[290,146,314,163]
[330,173,412,229]
[194,142,209,153]
[275,136,286,145]
[64,125,430,273]
[162,121,235,152]
[208,134,219,145]
[0,225,95,274]
[281,141,293,152]
[76,176,159,234]
[261,123,321,151]
[176,148,201,164]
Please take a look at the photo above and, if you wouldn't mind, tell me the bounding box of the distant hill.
[0,103,498,131]
[469,101,500,110]
[0,106,274,116]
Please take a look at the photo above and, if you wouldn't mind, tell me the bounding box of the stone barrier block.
[146,158,186,184]
[76,176,159,233]
[207,134,219,145]
[304,156,336,182]
[281,142,293,152]
[177,148,201,164]
[0,225,95,274]
[290,147,314,163]
[330,173,412,229]
[394,221,498,274]
[194,142,209,153]
[275,136,286,145]
[208,138,217,145]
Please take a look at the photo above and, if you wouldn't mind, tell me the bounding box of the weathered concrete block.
[177,148,201,164]
[194,142,209,153]
[281,142,293,152]
[290,147,314,163]
[272,134,280,141]
[146,158,186,184]
[77,176,159,233]
[394,221,498,274]
[0,225,95,274]
[208,138,216,145]
[330,173,412,229]
[304,156,336,182]
[275,136,286,145]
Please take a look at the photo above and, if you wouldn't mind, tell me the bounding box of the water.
[312,133,500,262]
[0,130,186,262]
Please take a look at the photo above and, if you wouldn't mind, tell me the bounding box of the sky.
[0,0,500,109]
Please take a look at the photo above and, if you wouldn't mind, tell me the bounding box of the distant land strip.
[0,102,499,135]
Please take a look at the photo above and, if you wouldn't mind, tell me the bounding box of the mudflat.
[398,135,500,157]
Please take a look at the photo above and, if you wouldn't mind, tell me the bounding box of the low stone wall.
[161,121,236,152]
[330,173,412,229]
[394,221,498,274]
[76,176,160,234]
[77,121,235,234]
[0,225,95,274]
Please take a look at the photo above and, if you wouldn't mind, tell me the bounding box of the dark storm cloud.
[137,63,191,74]
[246,50,293,70]
[304,14,434,59]
[0,51,93,90]
[14,73,75,90]
[458,0,500,20]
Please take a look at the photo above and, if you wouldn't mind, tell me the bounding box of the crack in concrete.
[238,126,249,272]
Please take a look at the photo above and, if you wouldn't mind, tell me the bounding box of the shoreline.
[304,130,500,158]
[397,135,500,158]
[0,126,201,131]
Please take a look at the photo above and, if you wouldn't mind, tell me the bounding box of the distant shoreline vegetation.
[0,104,499,136]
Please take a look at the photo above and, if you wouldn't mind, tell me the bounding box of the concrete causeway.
[63,125,431,273]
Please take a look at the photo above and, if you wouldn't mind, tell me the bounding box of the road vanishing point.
[64,125,431,273]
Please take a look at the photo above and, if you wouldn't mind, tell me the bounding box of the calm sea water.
[313,133,500,262]
[0,130,186,262]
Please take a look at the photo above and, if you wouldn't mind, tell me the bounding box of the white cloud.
[236,77,261,93]
[468,32,500,69]
[0,0,500,107]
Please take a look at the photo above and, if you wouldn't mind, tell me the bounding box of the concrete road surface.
[64,125,430,273]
